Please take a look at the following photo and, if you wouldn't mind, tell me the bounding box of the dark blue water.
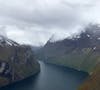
[1,61,88,90]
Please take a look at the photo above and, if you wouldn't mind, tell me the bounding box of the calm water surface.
[1,61,88,90]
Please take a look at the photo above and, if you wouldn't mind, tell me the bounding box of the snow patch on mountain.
[0,35,19,46]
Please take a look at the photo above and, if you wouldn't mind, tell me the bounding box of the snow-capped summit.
[0,35,19,47]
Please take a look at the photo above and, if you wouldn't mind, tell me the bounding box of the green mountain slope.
[37,24,100,73]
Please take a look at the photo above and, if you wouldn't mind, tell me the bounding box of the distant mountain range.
[0,35,40,87]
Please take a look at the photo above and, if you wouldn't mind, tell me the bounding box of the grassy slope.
[38,46,99,73]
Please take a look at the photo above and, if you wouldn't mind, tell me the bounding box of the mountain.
[0,35,40,87]
[37,24,100,89]
[37,24,100,73]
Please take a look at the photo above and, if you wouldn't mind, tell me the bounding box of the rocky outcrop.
[79,63,100,90]
[0,36,40,87]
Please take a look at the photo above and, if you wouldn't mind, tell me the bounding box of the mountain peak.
[0,35,19,47]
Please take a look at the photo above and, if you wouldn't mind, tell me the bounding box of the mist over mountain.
[0,0,100,46]
[37,24,100,73]
[36,24,100,90]
[0,0,100,89]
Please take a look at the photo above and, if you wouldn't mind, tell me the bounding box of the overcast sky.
[0,0,100,46]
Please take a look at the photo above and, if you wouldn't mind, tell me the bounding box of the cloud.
[0,0,100,46]
[0,26,7,36]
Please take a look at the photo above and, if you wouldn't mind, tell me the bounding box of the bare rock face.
[0,35,40,87]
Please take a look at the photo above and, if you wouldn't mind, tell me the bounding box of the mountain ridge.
[37,24,100,73]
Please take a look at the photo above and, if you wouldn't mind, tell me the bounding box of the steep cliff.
[0,35,40,87]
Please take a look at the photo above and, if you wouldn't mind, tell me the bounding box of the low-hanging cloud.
[0,0,100,46]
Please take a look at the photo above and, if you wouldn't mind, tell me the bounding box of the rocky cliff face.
[0,35,40,87]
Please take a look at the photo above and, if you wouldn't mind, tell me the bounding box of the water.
[1,61,88,90]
